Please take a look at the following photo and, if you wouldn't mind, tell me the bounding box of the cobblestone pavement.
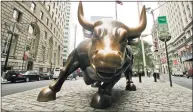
[1,77,192,112]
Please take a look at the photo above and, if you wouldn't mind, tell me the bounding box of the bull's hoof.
[90,92,112,109]
[37,87,56,102]
[125,83,136,91]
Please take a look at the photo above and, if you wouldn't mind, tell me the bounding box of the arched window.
[26,24,38,59]
[28,25,34,34]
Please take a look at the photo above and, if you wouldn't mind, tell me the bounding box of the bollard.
[139,72,142,83]
[153,73,157,82]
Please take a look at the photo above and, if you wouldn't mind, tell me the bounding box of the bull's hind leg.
[90,75,121,109]
[125,67,136,91]
[37,50,80,102]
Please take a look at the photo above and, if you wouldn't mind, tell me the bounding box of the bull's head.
[78,1,146,81]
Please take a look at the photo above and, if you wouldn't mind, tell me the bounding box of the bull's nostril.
[95,50,99,54]
[118,51,122,56]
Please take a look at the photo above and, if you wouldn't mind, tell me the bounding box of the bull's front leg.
[90,75,121,109]
[125,67,136,91]
[37,50,80,102]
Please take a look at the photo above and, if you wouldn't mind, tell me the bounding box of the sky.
[70,1,160,47]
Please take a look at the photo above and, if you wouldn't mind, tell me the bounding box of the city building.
[69,23,77,54]
[1,1,69,73]
[63,1,71,62]
[153,2,192,74]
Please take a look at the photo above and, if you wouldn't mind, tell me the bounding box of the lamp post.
[3,22,17,72]
[3,22,34,72]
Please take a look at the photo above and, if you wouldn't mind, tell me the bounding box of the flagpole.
[115,2,117,20]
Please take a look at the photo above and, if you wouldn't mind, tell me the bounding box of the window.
[42,46,45,62]
[28,25,34,34]
[52,12,54,18]
[31,2,36,12]
[46,18,49,25]
[55,17,56,23]
[48,5,50,12]
[44,31,47,39]
[50,23,52,30]
[53,3,55,8]
[54,28,55,33]
[56,8,58,14]
[13,9,22,22]
[40,11,43,19]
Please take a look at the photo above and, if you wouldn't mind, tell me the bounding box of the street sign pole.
[158,16,173,87]
[164,39,172,87]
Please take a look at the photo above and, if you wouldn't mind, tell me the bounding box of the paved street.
[1,78,75,97]
[161,73,192,90]
[1,77,192,111]
[1,80,54,96]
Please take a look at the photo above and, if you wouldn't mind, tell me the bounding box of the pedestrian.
[76,68,81,77]
[71,72,77,80]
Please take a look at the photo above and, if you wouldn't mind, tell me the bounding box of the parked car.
[53,68,61,80]
[39,71,53,80]
[7,71,41,83]
[173,71,184,76]
[5,70,26,82]
[186,68,192,78]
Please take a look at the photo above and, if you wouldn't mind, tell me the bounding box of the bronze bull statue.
[37,1,147,109]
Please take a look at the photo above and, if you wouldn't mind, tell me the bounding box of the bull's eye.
[93,28,101,38]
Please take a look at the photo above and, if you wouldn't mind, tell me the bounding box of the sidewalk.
[1,77,192,111]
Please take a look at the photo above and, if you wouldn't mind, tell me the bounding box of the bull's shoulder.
[75,39,92,68]
[76,39,91,54]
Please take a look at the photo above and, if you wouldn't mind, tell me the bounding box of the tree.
[130,40,154,73]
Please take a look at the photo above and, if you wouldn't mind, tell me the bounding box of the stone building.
[151,2,192,74]
[1,1,70,72]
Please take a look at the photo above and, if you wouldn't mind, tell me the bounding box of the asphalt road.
[162,74,192,90]
[1,75,192,97]
[2,79,55,97]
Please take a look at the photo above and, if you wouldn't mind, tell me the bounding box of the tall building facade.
[63,2,71,62]
[153,2,192,73]
[1,1,69,72]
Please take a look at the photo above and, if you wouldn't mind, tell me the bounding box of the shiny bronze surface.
[37,1,147,109]
[37,87,56,102]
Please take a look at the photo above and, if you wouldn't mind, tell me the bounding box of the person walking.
[71,72,77,80]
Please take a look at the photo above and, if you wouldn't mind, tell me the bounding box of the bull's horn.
[127,5,147,38]
[78,1,94,31]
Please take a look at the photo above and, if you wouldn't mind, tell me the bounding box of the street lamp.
[3,22,35,72]
[3,22,17,73]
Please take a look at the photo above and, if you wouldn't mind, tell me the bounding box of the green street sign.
[158,16,167,24]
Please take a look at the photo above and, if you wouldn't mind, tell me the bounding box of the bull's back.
[75,39,92,69]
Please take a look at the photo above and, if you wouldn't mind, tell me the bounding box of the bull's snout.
[92,49,124,73]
